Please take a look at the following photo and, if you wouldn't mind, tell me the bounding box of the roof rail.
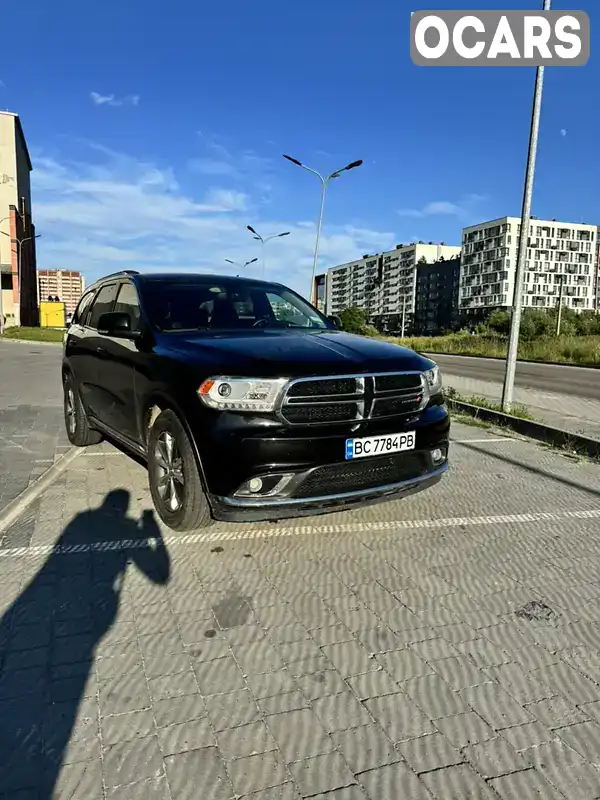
[98,270,140,281]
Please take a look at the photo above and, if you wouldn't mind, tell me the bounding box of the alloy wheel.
[66,388,77,435]
[154,431,185,512]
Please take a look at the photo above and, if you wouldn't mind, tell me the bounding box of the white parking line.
[1,508,599,558]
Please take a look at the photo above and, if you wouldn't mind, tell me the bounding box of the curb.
[423,351,600,370]
[447,398,600,460]
[0,447,81,537]
[0,337,62,346]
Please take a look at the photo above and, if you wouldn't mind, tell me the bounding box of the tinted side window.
[114,282,141,331]
[88,284,118,329]
[72,290,96,326]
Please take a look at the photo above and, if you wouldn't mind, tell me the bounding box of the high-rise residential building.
[0,111,38,328]
[313,273,326,313]
[460,216,598,321]
[324,242,461,322]
[37,270,85,314]
[595,229,600,310]
[414,255,461,335]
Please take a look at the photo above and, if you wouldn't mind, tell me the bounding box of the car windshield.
[141,277,331,333]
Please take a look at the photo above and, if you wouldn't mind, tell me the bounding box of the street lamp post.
[0,216,11,334]
[225,257,258,276]
[1,231,41,328]
[501,0,551,412]
[246,227,290,280]
[282,154,363,302]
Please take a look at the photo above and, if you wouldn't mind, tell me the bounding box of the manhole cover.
[515,600,557,622]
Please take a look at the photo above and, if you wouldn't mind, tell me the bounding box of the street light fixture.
[282,154,363,301]
[225,257,258,276]
[0,231,41,328]
[0,216,16,334]
[246,226,290,279]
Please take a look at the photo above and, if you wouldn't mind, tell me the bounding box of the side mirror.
[98,311,140,339]
[328,314,342,329]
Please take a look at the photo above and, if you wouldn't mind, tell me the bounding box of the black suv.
[62,271,450,530]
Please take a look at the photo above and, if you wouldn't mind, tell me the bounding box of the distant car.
[62,270,450,530]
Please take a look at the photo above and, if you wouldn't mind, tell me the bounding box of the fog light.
[431,448,445,464]
[234,473,296,499]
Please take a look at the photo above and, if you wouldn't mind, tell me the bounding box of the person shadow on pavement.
[0,488,171,798]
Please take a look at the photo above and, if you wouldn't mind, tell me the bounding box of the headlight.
[423,365,442,395]
[198,377,289,412]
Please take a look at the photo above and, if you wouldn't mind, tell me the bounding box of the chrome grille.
[280,372,427,426]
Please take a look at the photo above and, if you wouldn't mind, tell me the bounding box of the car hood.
[156,329,434,376]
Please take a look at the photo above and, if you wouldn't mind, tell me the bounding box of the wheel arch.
[142,392,210,495]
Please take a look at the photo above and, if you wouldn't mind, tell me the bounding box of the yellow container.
[40,301,66,328]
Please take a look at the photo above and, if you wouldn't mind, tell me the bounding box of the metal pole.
[261,240,266,280]
[16,240,22,328]
[310,178,327,300]
[0,218,9,333]
[501,0,550,412]
[556,273,564,336]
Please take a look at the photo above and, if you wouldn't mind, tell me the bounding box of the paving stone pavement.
[1,422,600,798]
[444,371,600,442]
[0,341,68,512]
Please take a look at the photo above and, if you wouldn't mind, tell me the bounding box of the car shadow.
[0,489,171,798]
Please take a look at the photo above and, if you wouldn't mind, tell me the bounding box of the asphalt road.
[0,340,67,512]
[429,353,600,402]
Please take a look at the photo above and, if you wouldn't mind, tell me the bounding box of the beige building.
[0,111,37,328]
[38,270,85,315]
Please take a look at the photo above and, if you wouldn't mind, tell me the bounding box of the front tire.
[63,374,103,447]
[147,409,212,531]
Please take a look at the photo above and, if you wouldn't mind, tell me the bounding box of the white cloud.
[90,92,140,107]
[31,143,395,297]
[397,194,488,220]
[560,128,567,137]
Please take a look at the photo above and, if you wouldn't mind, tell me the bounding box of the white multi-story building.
[460,216,598,317]
[325,242,461,318]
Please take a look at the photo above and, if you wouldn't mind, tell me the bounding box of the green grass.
[385,333,600,366]
[0,326,65,342]
[445,386,535,420]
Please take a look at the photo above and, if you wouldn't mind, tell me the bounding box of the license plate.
[345,431,416,460]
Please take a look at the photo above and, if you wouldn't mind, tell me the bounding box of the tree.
[339,306,368,335]
[487,311,510,336]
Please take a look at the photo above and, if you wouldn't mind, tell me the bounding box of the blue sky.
[1,0,597,296]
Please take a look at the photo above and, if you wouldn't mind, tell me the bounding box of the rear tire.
[63,374,103,447]
[147,409,212,531]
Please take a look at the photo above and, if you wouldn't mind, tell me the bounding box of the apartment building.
[460,216,598,320]
[414,256,461,335]
[0,111,38,327]
[325,242,461,321]
[596,232,600,310]
[37,269,85,314]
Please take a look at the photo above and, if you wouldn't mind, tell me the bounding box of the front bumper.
[194,402,450,523]
[209,460,448,523]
